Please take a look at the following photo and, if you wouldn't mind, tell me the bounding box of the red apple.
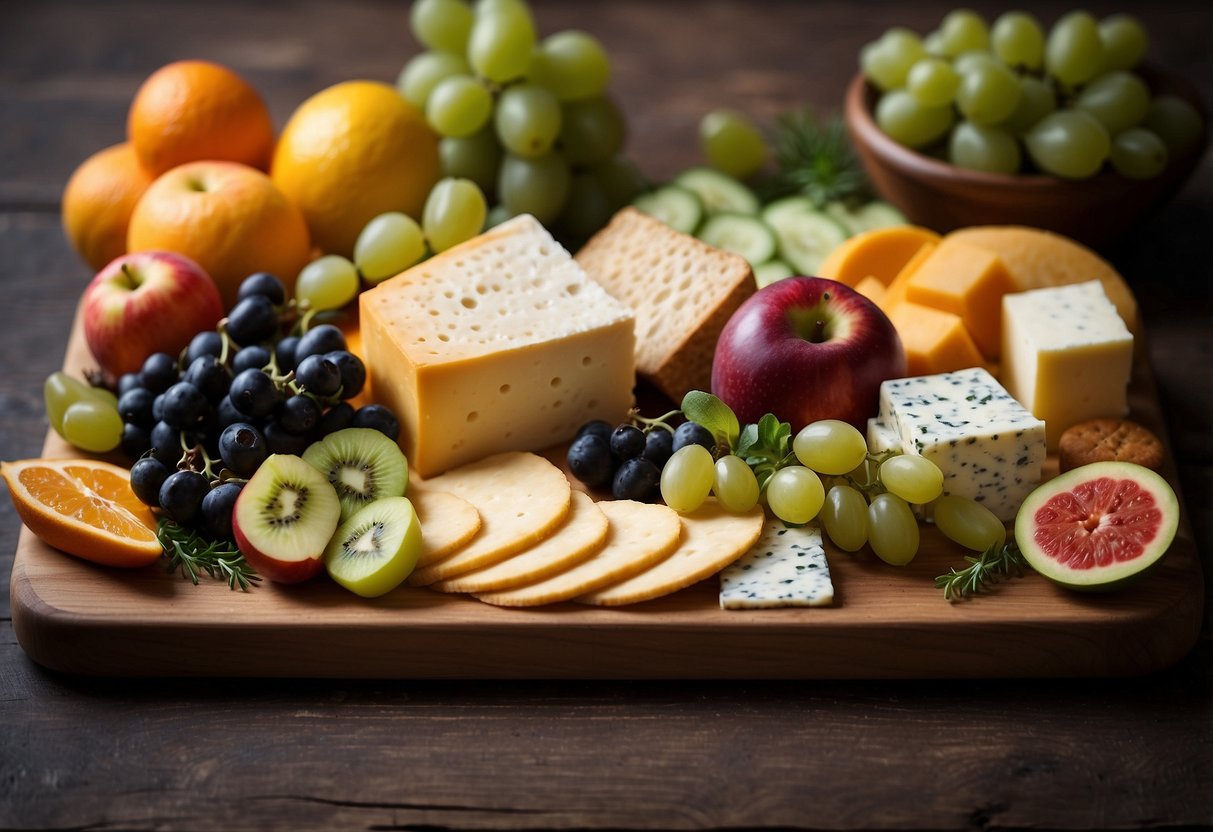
[81,250,224,378]
[711,276,906,430]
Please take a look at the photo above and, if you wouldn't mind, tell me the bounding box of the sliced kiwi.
[324,496,423,598]
[302,428,408,522]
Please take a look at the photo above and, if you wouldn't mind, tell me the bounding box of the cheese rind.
[1001,280,1133,451]
[360,215,636,478]
[877,367,1046,522]
[720,521,833,609]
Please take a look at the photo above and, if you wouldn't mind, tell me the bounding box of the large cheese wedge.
[575,207,753,402]
[901,237,1016,360]
[817,225,940,287]
[885,301,986,377]
[1002,280,1133,451]
[946,226,1140,335]
[361,215,635,478]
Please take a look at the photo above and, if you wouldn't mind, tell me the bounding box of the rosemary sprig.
[935,542,1028,602]
[157,519,261,592]
[758,108,871,205]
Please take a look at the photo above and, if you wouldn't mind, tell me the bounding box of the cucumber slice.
[697,213,777,267]
[761,195,820,229]
[753,259,795,289]
[633,185,704,234]
[673,167,760,215]
[763,202,849,276]
[825,200,908,235]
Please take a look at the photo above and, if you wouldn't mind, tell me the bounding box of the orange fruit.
[1,458,161,568]
[127,60,275,177]
[61,143,155,271]
[272,80,440,257]
[127,161,312,308]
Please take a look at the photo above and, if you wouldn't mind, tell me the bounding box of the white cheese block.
[360,215,636,478]
[1001,280,1133,451]
[867,417,901,454]
[877,367,1046,522]
[719,520,833,609]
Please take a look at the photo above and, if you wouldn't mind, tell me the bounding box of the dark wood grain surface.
[2,1,1210,828]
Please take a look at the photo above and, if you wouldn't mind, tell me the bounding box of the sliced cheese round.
[408,484,481,566]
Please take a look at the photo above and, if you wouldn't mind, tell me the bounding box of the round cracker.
[406,452,571,586]
[408,484,481,566]
[431,492,608,594]
[472,501,681,608]
[577,499,765,606]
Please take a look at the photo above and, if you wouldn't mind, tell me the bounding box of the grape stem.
[630,408,681,434]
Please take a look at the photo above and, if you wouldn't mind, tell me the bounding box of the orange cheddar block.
[853,275,886,304]
[902,238,1015,360]
[885,302,986,377]
[877,240,937,313]
[818,225,941,287]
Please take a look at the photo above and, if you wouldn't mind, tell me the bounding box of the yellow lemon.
[271,80,440,257]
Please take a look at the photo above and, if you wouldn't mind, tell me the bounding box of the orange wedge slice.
[1,458,162,568]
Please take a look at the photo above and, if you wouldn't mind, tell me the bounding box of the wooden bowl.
[843,66,1209,248]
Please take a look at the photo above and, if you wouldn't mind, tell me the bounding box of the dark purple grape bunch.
[565,414,714,502]
[123,271,401,541]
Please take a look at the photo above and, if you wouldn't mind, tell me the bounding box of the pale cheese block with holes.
[361,215,636,479]
[575,207,754,402]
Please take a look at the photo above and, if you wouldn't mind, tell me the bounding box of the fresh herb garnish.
[935,542,1028,601]
[758,108,871,206]
[157,519,261,592]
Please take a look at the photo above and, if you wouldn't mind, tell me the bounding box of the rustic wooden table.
[2,1,1210,828]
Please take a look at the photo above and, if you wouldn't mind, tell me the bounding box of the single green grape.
[861,29,926,91]
[990,11,1044,70]
[660,444,715,513]
[867,492,919,566]
[948,121,1021,174]
[45,372,112,436]
[1141,96,1205,156]
[938,9,989,56]
[354,212,426,283]
[296,255,360,311]
[422,178,487,253]
[1000,76,1057,136]
[713,454,760,513]
[397,51,470,110]
[793,419,868,476]
[426,75,493,138]
[592,155,649,210]
[933,494,1006,552]
[923,30,947,56]
[1025,109,1111,179]
[875,90,954,149]
[906,58,960,108]
[956,61,1022,126]
[880,455,944,505]
[409,0,474,54]
[1098,14,1148,73]
[61,398,123,453]
[467,5,535,83]
[495,83,561,158]
[1110,127,1168,179]
[497,152,570,224]
[821,485,869,552]
[1045,11,1104,87]
[765,466,825,525]
[439,128,502,195]
[528,30,611,101]
[699,109,767,180]
[1075,71,1150,136]
[952,50,999,76]
[561,97,625,167]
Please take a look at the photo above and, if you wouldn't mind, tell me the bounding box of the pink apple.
[711,276,906,430]
[82,250,224,378]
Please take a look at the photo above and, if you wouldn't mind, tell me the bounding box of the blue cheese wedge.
[867,417,901,454]
[719,520,833,609]
[877,367,1045,522]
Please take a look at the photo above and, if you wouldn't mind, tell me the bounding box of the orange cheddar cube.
[853,275,886,304]
[877,240,937,313]
[885,302,986,377]
[818,225,941,288]
[903,238,1015,360]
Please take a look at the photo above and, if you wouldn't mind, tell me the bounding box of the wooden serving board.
[8,316,1205,678]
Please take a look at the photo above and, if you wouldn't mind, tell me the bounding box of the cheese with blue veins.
[720,520,833,609]
[875,367,1045,522]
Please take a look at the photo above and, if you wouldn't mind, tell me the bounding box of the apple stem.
[812,317,828,342]
[119,263,139,290]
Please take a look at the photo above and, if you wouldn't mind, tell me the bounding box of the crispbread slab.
[472,501,681,607]
[575,207,754,402]
[406,452,571,586]
[577,499,765,606]
[430,492,608,594]
[719,520,834,609]
[408,483,481,566]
